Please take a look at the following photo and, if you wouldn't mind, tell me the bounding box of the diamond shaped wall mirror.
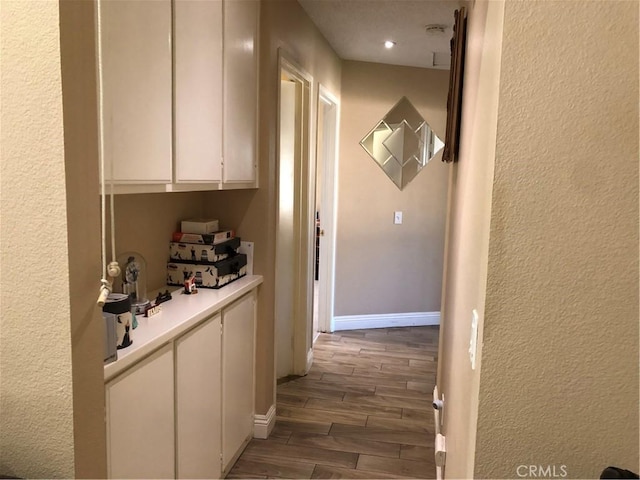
[360,97,443,190]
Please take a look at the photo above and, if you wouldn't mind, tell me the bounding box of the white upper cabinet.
[223,0,259,186]
[97,0,258,192]
[99,0,172,184]
[174,0,223,184]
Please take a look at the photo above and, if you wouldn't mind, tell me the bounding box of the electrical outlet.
[394,211,403,224]
[469,309,479,369]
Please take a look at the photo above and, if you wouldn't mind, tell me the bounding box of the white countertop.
[104,275,263,381]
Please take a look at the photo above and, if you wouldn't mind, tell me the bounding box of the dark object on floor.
[276,374,304,385]
[600,466,639,479]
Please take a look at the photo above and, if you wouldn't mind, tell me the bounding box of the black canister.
[103,293,133,349]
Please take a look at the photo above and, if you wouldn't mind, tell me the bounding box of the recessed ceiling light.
[384,40,396,49]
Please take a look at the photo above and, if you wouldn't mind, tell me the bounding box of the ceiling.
[297,0,462,70]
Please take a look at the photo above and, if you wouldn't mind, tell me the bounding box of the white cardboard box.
[180,218,219,234]
[238,241,254,275]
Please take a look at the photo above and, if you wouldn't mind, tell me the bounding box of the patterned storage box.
[169,237,241,264]
[167,254,247,289]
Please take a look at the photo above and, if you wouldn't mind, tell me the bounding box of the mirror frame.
[360,96,443,190]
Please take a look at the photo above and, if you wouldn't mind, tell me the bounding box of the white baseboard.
[333,311,440,331]
[253,404,276,439]
[306,348,314,373]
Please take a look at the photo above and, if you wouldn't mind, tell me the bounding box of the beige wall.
[0,2,76,477]
[475,1,639,477]
[437,1,504,478]
[110,192,206,293]
[59,1,108,477]
[335,61,449,316]
[204,0,341,413]
[437,0,505,477]
[440,1,639,478]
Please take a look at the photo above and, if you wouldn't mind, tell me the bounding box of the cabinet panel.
[223,0,259,184]
[222,292,256,471]
[176,315,222,479]
[99,0,172,183]
[106,344,174,479]
[174,0,223,183]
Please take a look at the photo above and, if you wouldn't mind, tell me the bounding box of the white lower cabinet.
[176,314,222,479]
[105,291,256,479]
[106,344,175,479]
[222,292,256,472]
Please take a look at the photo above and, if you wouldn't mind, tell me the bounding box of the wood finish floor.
[227,326,439,479]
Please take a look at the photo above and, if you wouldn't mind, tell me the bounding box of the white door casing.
[315,85,339,334]
[275,49,315,378]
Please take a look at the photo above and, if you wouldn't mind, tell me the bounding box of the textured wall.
[204,0,341,413]
[437,1,505,478]
[474,1,639,478]
[0,2,76,477]
[335,61,449,316]
[59,1,109,476]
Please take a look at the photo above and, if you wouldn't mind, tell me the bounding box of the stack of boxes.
[167,218,248,289]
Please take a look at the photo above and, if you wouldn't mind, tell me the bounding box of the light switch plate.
[238,241,254,275]
[394,211,403,224]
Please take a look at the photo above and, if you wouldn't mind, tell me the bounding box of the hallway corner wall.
[0,2,76,477]
[436,0,505,478]
[59,0,109,476]
[335,61,450,318]
[474,1,639,477]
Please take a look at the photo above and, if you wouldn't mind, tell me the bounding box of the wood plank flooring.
[227,326,439,479]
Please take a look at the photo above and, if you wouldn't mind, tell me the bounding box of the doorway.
[275,50,314,379]
[313,86,339,337]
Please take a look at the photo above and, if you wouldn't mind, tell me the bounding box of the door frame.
[275,49,315,377]
[315,85,340,334]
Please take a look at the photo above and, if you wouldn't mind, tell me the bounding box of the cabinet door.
[174,0,223,183]
[99,0,172,183]
[222,292,256,471]
[106,344,174,479]
[176,314,222,479]
[223,0,259,185]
